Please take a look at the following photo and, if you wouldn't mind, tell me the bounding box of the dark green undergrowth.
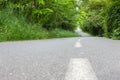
[0,10,79,42]
[81,13,104,36]
[80,0,105,37]
[105,1,120,40]
[0,0,79,42]
[79,0,120,40]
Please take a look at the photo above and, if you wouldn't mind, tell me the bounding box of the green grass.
[0,10,79,42]
[48,29,79,38]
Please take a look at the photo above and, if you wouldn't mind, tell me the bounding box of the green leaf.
[37,0,45,5]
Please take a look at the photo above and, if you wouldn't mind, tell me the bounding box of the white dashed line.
[74,39,82,48]
[9,73,13,76]
[65,58,98,80]
[75,41,82,48]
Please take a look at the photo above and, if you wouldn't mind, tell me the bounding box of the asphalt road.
[0,36,120,80]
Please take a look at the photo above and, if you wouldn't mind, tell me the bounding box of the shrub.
[0,9,79,42]
[105,1,120,39]
[0,9,48,41]
[81,12,104,36]
[112,28,120,40]
[61,21,76,31]
[79,0,105,36]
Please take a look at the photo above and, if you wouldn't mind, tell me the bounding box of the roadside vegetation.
[0,0,119,41]
[0,0,79,42]
[79,0,120,39]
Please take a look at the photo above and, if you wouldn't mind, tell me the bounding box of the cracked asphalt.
[0,36,120,80]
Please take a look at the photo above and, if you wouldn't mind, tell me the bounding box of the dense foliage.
[1,0,119,41]
[105,0,120,39]
[79,0,120,39]
[0,0,79,41]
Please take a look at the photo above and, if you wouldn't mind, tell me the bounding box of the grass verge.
[0,10,79,42]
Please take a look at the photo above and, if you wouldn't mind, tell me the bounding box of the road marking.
[65,58,98,80]
[74,41,82,48]
[78,39,81,41]
[75,42,82,48]
[9,73,13,76]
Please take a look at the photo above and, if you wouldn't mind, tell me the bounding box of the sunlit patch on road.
[65,58,98,80]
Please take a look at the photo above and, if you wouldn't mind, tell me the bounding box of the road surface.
[0,36,120,80]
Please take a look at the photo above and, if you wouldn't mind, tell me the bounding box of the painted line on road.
[65,58,98,80]
[74,39,82,48]
[75,42,82,48]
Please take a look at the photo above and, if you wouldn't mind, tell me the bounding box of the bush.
[61,21,76,31]
[105,1,120,39]
[81,12,104,36]
[0,9,48,41]
[112,28,120,40]
[0,9,79,42]
[79,0,105,36]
